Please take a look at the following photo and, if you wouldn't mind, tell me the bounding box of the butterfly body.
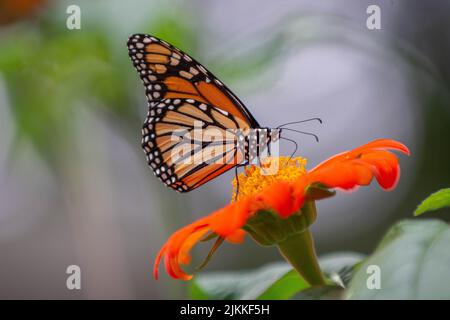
[128,34,280,192]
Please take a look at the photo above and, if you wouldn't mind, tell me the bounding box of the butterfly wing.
[142,98,249,192]
[127,33,260,128]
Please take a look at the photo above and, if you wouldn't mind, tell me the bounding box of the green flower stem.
[245,200,326,286]
[277,228,326,286]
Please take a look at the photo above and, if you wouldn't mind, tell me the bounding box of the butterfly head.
[268,127,282,143]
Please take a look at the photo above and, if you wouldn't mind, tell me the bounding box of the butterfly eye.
[271,129,281,142]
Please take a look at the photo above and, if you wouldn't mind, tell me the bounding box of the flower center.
[231,156,307,201]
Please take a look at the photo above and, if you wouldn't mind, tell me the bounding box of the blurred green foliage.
[141,7,199,55]
[0,25,136,167]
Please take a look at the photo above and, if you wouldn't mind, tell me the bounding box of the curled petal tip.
[367,138,410,155]
[401,144,410,156]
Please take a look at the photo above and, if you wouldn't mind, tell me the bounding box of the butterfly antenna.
[280,136,298,161]
[281,128,319,143]
[277,118,322,129]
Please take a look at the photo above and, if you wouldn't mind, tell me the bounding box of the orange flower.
[154,139,410,280]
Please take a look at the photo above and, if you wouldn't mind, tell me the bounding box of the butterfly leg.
[234,165,241,202]
[258,154,270,176]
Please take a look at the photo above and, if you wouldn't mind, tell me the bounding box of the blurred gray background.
[0,0,449,298]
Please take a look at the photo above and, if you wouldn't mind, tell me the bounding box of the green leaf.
[257,269,309,300]
[292,285,345,300]
[189,252,365,300]
[319,252,365,287]
[347,220,450,299]
[414,188,450,216]
[189,262,309,300]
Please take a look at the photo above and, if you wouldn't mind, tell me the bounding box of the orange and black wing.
[142,98,250,192]
[127,33,260,128]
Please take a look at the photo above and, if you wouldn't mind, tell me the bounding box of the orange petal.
[153,199,256,280]
[255,182,299,218]
[225,229,247,243]
[298,139,409,197]
[311,138,409,172]
[359,150,400,190]
[153,219,209,280]
[208,198,254,236]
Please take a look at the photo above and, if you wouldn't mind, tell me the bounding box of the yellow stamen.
[231,156,307,201]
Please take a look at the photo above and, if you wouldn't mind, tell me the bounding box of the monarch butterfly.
[127,34,318,192]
